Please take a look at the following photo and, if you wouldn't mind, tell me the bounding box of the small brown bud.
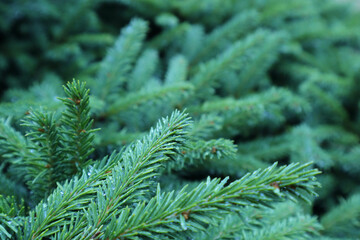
[211,147,217,154]
[270,181,280,190]
[181,211,190,220]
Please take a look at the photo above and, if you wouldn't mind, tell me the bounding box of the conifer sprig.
[98,162,320,239]
[166,138,238,171]
[129,49,159,91]
[245,215,321,240]
[58,80,97,174]
[321,193,360,237]
[190,30,267,98]
[190,205,321,240]
[106,82,193,117]
[23,110,191,239]
[95,18,148,101]
[191,87,309,137]
[0,118,36,187]
[21,111,62,198]
[0,118,31,169]
[0,195,25,239]
[191,10,259,63]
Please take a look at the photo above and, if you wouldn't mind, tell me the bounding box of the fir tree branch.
[94,18,148,101]
[191,201,321,240]
[105,82,194,117]
[189,30,267,98]
[147,23,190,50]
[233,31,287,97]
[194,153,269,178]
[58,80,98,174]
[129,49,159,92]
[191,10,259,64]
[180,24,205,61]
[22,110,191,239]
[0,195,25,239]
[0,118,34,183]
[321,193,360,237]
[165,55,188,84]
[187,114,224,140]
[190,87,310,137]
[0,118,29,166]
[259,0,316,24]
[166,138,237,172]
[93,162,320,239]
[21,110,63,200]
[244,215,321,240]
[190,211,258,240]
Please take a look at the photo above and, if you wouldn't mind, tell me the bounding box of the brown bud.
[181,211,190,220]
[270,181,280,190]
[211,147,217,154]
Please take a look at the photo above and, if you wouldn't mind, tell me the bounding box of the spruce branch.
[259,0,316,24]
[191,201,321,240]
[129,49,159,92]
[193,153,268,178]
[21,110,63,199]
[0,195,25,239]
[58,80,98,174]
[165,55,188,84]
[245,215,321,240]
[191,10,259,63]
[300,80,348,124]
[182,138,237,164]
[95,162,320,239]
[190,211,258,240]
[166,138,238,172]
[321,193,360,237]
[233,31,287,97]
[95,18,148,101]
[188,114,223,139]
[23,110,191,239]
[237,125,334,169]
[189,30,267,98]
[180,25,205,61]
[105,82,194,117]
[0,118,30,167]
[147,23,190,50]
[0,118,35,184]
[190,87,309,137]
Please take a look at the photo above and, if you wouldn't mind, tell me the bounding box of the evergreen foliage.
[1,0,360,239]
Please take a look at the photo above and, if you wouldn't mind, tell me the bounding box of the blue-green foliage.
[0,0,360,238]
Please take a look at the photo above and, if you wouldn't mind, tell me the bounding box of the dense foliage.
[1,0,360,239]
